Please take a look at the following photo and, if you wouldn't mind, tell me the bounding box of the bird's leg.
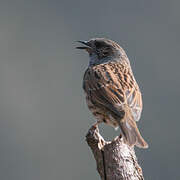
[92,120,101,128]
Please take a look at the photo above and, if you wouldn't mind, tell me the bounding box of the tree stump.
[86,125,144,180]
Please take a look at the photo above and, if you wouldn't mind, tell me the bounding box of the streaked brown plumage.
[77,38,148,148]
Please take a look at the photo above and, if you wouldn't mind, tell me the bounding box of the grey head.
[76,38,128,66]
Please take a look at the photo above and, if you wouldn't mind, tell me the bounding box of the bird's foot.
[92,122,99,128]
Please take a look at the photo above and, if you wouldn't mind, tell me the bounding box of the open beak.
[76,41,92,51]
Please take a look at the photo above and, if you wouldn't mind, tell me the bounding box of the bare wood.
[86,125,144,180]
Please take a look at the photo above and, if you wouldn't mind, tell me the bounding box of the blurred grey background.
[1,0,180,179]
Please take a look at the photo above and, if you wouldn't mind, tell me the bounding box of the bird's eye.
[94,41,106,49]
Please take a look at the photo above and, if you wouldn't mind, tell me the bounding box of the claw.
[92,122,98,129]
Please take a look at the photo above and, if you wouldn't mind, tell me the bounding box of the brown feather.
[80,38,148,148]
[83,60,148,148]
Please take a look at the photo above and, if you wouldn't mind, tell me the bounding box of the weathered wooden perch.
[86,125,144,180]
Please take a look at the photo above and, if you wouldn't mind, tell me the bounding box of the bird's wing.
[83,62,142,121]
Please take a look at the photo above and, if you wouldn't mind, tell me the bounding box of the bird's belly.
[86,97,119,128]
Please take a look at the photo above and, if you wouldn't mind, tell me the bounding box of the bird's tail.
[119,117,148,148]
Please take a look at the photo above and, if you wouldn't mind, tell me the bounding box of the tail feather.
[119,118,148,148]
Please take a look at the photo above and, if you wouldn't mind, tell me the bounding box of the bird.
[76,38,148,148]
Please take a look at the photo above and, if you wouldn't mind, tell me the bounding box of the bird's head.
[76,38,127,66]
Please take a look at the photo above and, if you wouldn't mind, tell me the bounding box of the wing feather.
[83,62,142,121]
